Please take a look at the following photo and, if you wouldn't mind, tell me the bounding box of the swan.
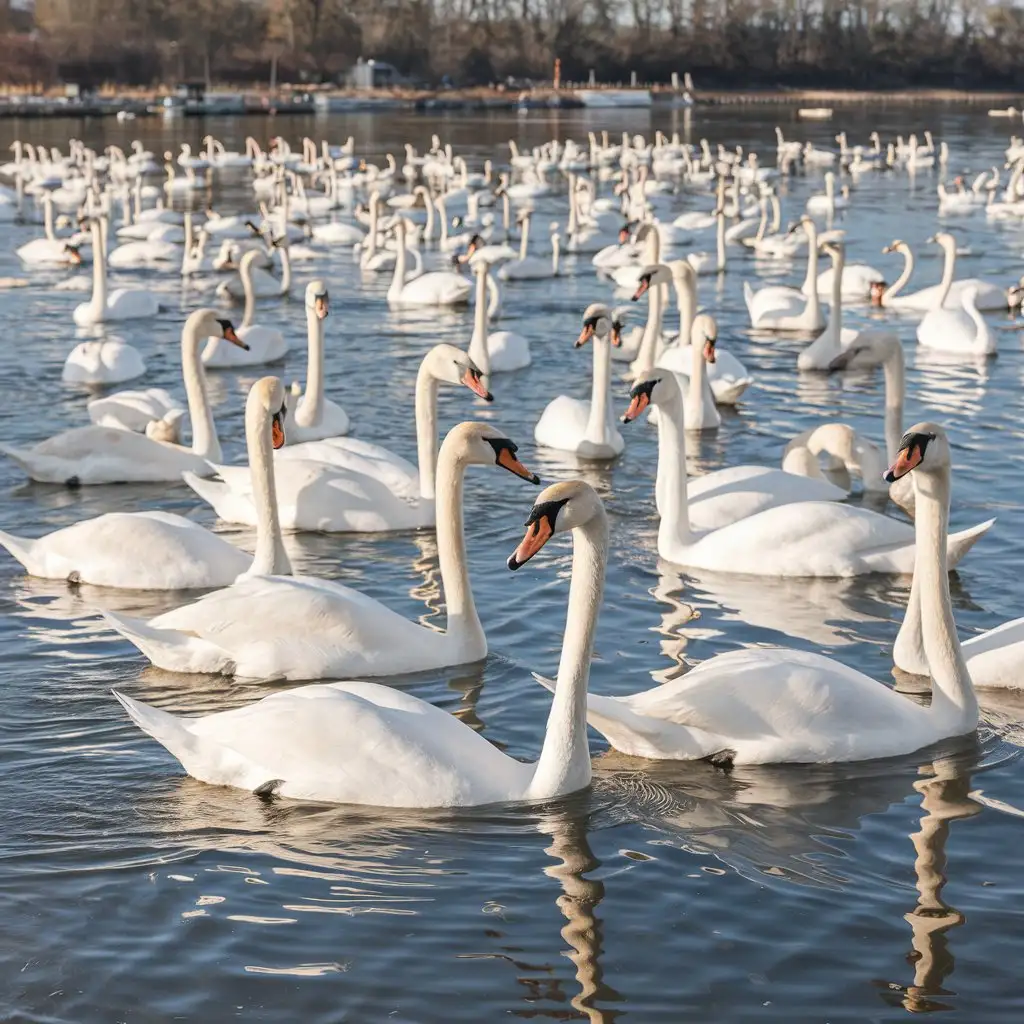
[87,387,185,441]
[105,422,540,681]
[203,250,287,367]
[874,235,1006,312]
[607,222,659,291]
[621,374,993,576]
[0,378,292,590]
[498,217,562,280]
[628,370,847,530]
[531,426,981,765]
[62,337,146,385]
[0,310,246,484]
[281,281,350,441]
[535,305,624,460]
[805,171,848,215]
[782,423,888,496]
[111,476,599,807]
[744,217,826,331]
[215,239,291,301]
[276,343,492,498]
[916,285,994,355]
[685,209,726,275]
[468,258,531,375]
[73,219,160,326]
[16,194,80,265]
[388,217,472,306]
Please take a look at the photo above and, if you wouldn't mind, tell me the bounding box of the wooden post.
[553,58,561,91]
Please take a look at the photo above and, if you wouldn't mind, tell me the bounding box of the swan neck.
[635,279,664,374]
[279,245,292,294]
[414,357,440,500]
[520,216,530,260]
[675,268,695,341]
[248,406,291,576]
[528,511,606,800]
[915,467,978,728]
[937,243,955,306]
[295,306,325,427]
[657,389,692,544]
[469,265,490,376]
[584,335,612,445]
[886,245,914,303]
[90,219,107,318]
[182,319,220,462]
[434,439,484,656]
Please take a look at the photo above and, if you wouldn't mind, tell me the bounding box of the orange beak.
[508,516,553,569]
[611,325,622,347]
[496,446,540,483]
[461,366,493,401]
[575,322,595,348]
[703,338,717,364]
[314,296,329,319]
[271,412,286,449]
[632,278,650,301]
[622,390,650,423]
[884,445,923,482]
[223,324,250,350]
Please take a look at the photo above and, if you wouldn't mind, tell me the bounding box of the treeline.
[8,0,1024,89]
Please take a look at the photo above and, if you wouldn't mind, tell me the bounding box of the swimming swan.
[73,218,160,326]
[530,425,980,764]
[105,422,540,681]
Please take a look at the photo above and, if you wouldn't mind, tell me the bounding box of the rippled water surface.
[2,107,1024,1022]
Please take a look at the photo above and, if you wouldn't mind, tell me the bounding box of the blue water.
[1,107,1023,1021]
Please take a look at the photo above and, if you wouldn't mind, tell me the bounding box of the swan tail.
[946,518,996,569]
[531,671,556,693]
[102,611,234,675]
[0,529,36,573]
[113,689,200,763]
[742,280,755,320]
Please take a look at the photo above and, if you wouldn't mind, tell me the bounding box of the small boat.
[798,107,833,120]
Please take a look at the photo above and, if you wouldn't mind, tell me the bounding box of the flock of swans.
[1,122,1023,813]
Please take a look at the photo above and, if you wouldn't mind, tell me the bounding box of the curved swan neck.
[468,264,490,377]
[584,334,612,445]
[915,466,978,728]
[433,438,484,656]
[657,385,692,544]
[295,305,325,428]
[182,317,220,462]
[935,242,956,307]
[246,403,291,577]
[527,508,607,800]
[885,244,914,303]
[414,357,440,500]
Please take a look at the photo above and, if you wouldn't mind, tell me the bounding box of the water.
[1,107,1024,1021]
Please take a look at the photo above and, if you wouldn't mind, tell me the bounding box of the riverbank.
[0,85,1021,119]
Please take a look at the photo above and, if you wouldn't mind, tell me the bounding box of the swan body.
[388,218,471,306]
[624,371,993,577]
[916,286,994,355]
[87,388,185,439]
[108,423,541,680]
[535,305,624,459]
[62,339,146,385]
[744,217,825,330]
[0,310,245,484]
[552,425,980,764]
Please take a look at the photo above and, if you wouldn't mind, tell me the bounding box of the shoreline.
[0,86,1021,119]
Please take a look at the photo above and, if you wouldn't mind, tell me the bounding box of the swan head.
[631,263,671,300]
[144,417,182,445]
[425,343,493,401]
[443,422,539,483]
[247,376,288,450]
[691,313,717,363]
[927,231,956,251]
[577,303,615,347]
[305,280,328,319]
[507,480,602,570]
[621,371,681,422]
[189,309,248,350]
[63,243,82,265]
[884,423,946,483]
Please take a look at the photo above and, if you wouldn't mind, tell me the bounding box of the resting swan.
[282,280,350,441]
[530,426,980,764]
[0,310,246,484]
[535,305,624,460]
[73,218,160,326]
[0,378,291,590]
[87,387,185,442]
[203,249,287,367]
[623,374,993,576]
[111,475,599,808]
[105,422,540,681]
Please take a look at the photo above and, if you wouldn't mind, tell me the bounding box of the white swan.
[622,375,993,576]
[685,209,726,275]
[535,305,624,460]
[744,217,825,331]
[105,422,540,681]
[498,218,561,280]
[467,258,531,375]
[916,285,994,355]
[215,240,291,301]
[0,310,246,484]
[388,217,471,306]
[17,194,80,265]
[62,337,146,385]
[111,475,599,807]
[0,378,291,590]
[532,426,980,764]
[280,281,350,441]
[874,235,1006,312]
[203,250,287,367]
[805,171,848,215]
[275,343,491,499]
[73,218,160,326]
[87,387,185,442]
